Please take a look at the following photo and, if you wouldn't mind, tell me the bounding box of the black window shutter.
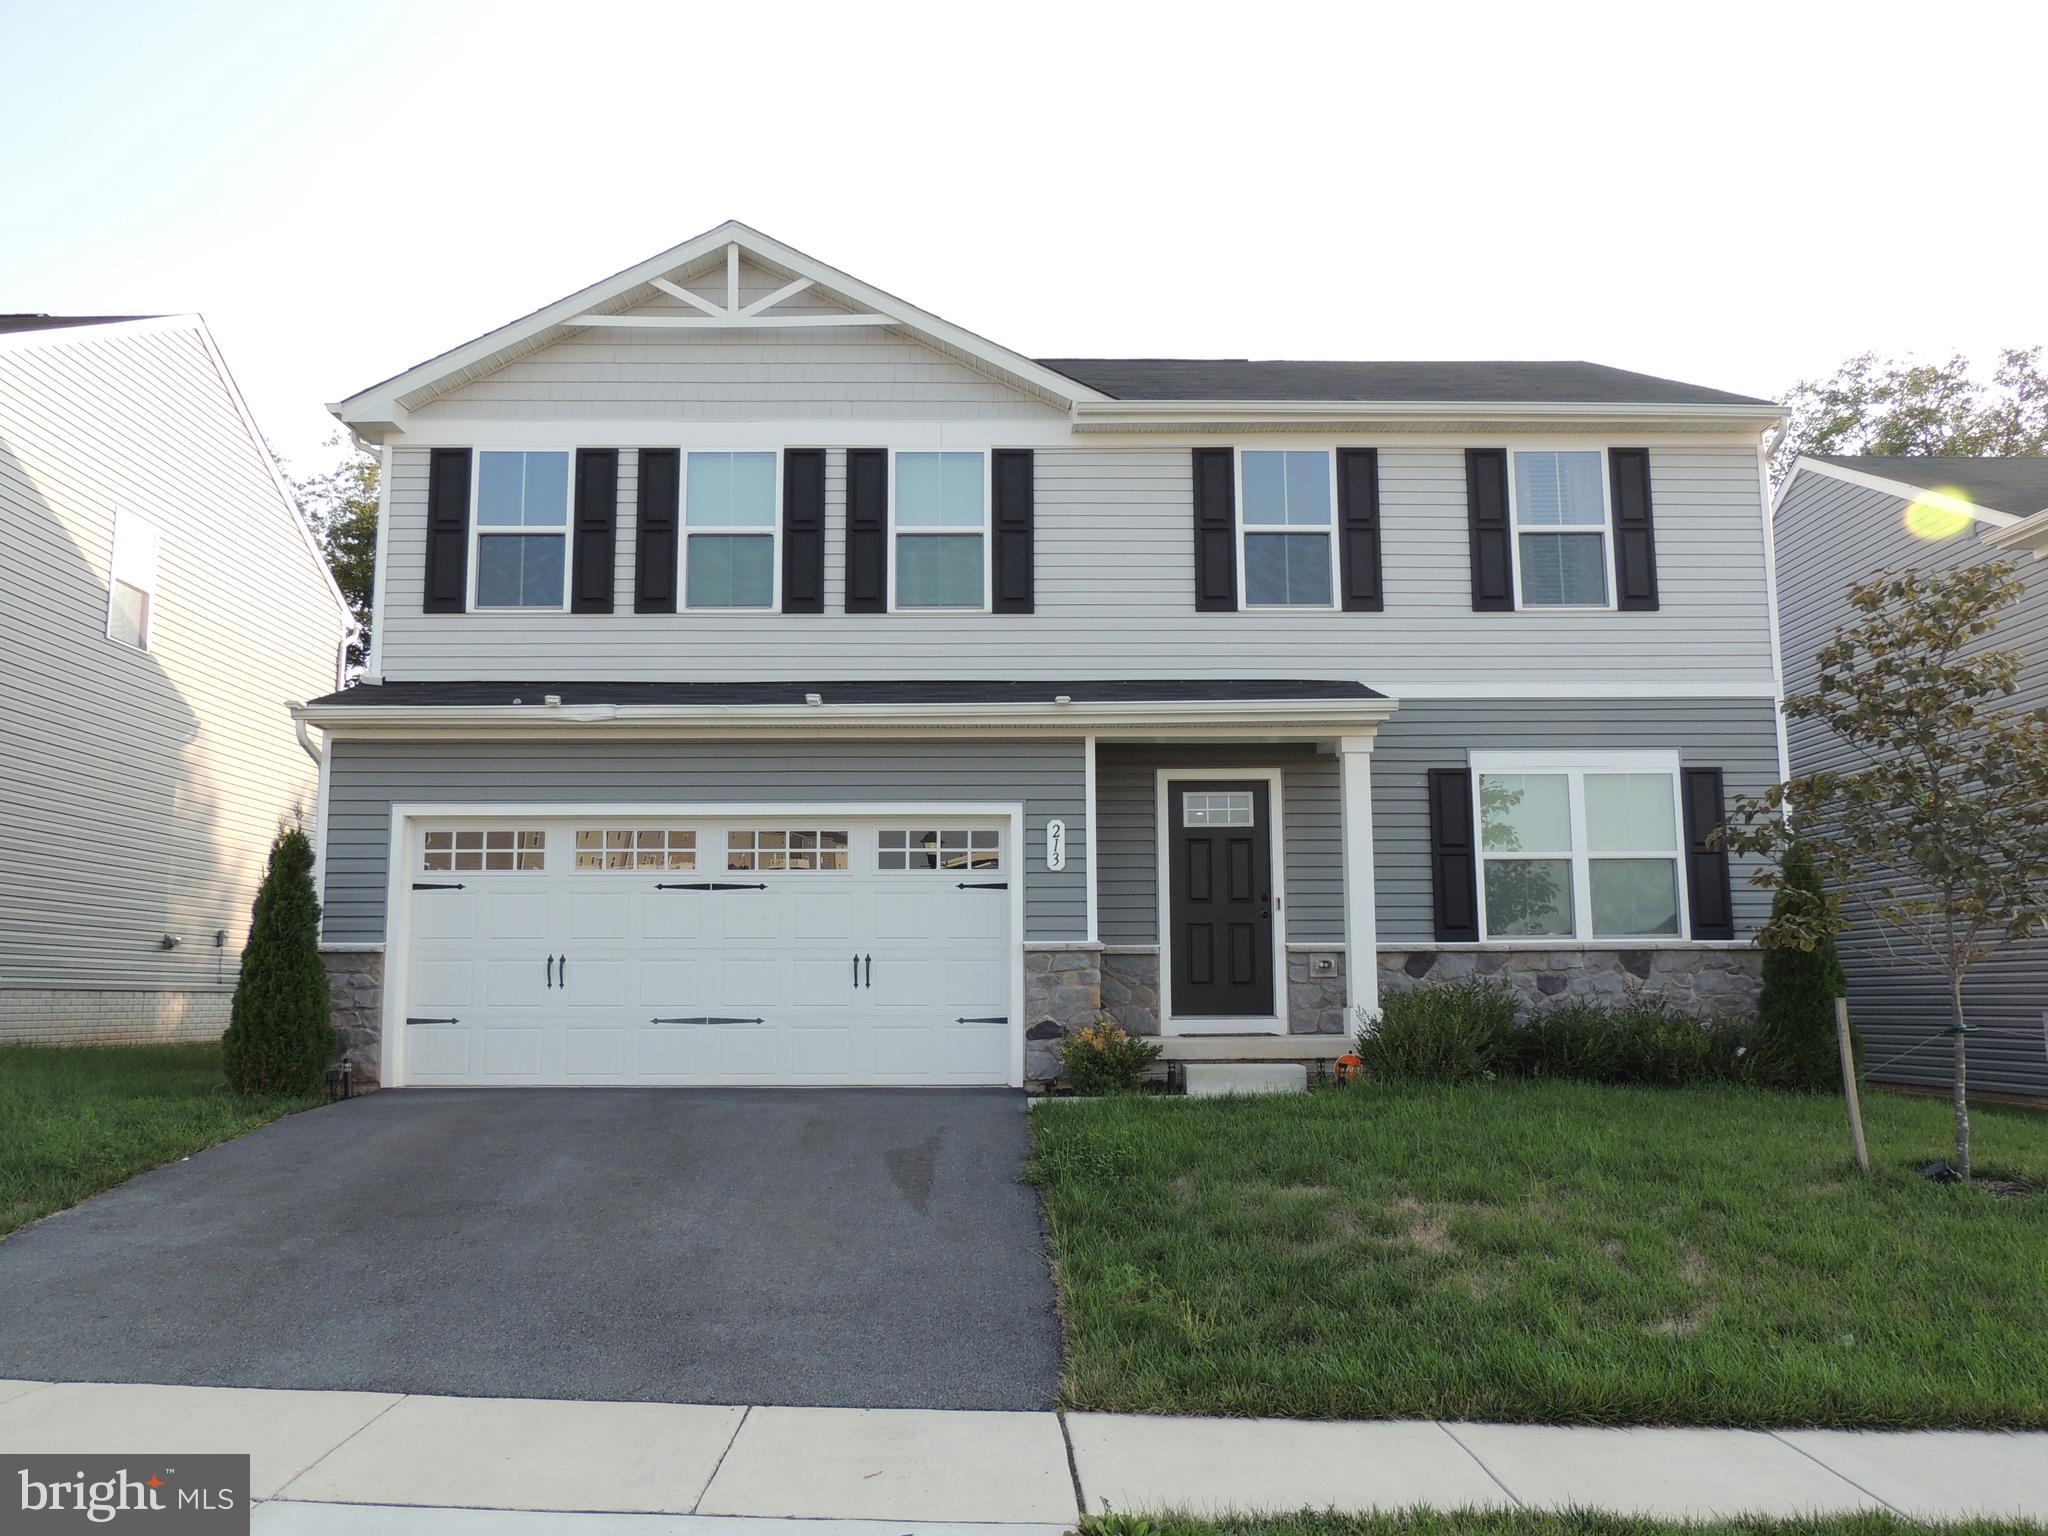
[991,448,1035,614]
[782,449,825,614]
[1192,447,1237,612]
[1681,767,1735,940]
[1466,449,1513,612]
[570,449,618,614]
[633,449,679,614]
[1336,447,1384,612]
[1428,768,1480,942]
[1609,448,1660,611]
[423,448,471,613]
[845,448,888,613]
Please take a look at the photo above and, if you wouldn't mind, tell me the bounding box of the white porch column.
[1339,734,1380,1021]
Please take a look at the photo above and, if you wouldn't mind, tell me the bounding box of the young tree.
[1727,561,2048,1177]
[1771,347,2048,484]
[291,434,378,672]
[1751,839,1851,1091]
[223,825,337,1097]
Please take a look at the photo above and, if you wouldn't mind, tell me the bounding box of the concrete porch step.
[1183,1063,1309,1097]
[1156,1034,1351,1062]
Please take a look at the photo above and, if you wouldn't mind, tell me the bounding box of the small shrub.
[1517,993,1755,1086]
[222,825,337,1097]
[1058,1016,1161,1095]
[1354,978,1519,1083]
[1751,839,1854,1091]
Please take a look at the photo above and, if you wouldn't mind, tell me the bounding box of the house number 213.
[1045,819,1067,872]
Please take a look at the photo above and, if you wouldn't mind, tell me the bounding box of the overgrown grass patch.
[1026,1079,2048,1427]
[0,1043,318,1238]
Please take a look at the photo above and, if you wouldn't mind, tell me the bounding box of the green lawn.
[1080,1513,2045,1536]
[0,1043,318,1238]
[1025,1080,2048,1428]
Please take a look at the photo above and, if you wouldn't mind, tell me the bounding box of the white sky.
[5,0,2044,473]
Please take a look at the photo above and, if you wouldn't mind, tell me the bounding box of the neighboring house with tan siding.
[0,314,354,1044]
[1772,454,2048,1101]
[306,222,1789,1093]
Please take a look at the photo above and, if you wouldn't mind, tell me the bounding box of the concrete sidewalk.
[2,1380,2045,1530]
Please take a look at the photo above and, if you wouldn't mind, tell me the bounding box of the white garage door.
[397,816,1015,1086]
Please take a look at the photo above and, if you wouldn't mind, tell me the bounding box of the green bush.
[1516,994,1754,1086]
[1354,978,1519,1083]
[1751,840,1853,1091]
[222,825,337,1097]
[1058,1016,1162,1095]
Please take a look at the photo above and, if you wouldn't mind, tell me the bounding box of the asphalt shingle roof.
[1810,455,2048,517]
[1036,358,1775,408]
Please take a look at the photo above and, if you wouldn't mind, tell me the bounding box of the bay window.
[473,450,569,609]
[892,450,987,610]
[1472,752,1687,941]
[1239,449,1336,607]
[684,451,778,609]
[1511,449,1611,608]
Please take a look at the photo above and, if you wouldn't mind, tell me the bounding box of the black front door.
[1167,780,1274,1017]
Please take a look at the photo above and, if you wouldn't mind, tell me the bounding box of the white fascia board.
[331,220,1109,433]
[1776,456,2023,527]
[1069,397,1786,434]
[293,696,1400,736]
[1988,507,2048,555]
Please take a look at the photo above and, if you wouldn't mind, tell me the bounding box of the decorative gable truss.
[332,221,1107,441]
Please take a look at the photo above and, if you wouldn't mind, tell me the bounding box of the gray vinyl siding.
[376,316,1775,691]
[1097,744,1342,947]
[1775,470,2048,1097]
[321,736,1087,945]
[1369,698,1782,945]
[0,323,348,994]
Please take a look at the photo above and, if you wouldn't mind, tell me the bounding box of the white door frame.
[379,800,1028,1088]
[1154,767,1288,1035]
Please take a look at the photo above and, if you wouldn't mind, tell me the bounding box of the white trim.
[572,312,892,332]
[380,800,1028,1090]
[1756,445,1792,793]
[1337,735,1379,1022]
[1154,767,1288,1036]
[1071,397,1786,433]
[1083,735,1099,946]
[1233,446,1340,611]
[311,727,333,942]
[1506,445,1616,612]
[466,448,574,614]
[331,221,1109,435]
[1467,749,1688,945]
[364,441,393,680]
[1371,680,1778,700]
[680,450,782,613]
[1774,456,2024,527]
[1989,507,2048,557]
[887,448,993,614]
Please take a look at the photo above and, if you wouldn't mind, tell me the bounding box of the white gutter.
[1988,507,2048,557]
[290,704,322,763]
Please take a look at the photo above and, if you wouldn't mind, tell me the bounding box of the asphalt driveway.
[0,1088,1060,1410]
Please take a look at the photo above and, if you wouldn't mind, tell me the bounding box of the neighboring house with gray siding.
[309,220,1787,1090]
[0,314,354,1044]
[1773,454,2048,1100]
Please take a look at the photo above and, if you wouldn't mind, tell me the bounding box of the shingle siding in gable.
[376,443,1776,688]
[1775,469,2048,1098]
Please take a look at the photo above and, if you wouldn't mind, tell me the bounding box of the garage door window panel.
[727,829,850,872]
[423,828,546,873]
[877,828,1001,872]
[575,828,697,872]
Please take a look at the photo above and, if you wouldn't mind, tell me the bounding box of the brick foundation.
[0,988,230,1045]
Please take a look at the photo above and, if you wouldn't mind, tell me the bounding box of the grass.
[1025,1079,2048,1428]
[0,1042,318,1238]
[1077,1514,2047,1536]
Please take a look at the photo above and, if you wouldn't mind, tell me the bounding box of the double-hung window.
[892,451,986,610]
[1510,449,1611,608]
[106,510,159,648]
[1472,752,1687,941]
[473,450,570,609]
[1239,449,1336,607]
[684,451,777,609]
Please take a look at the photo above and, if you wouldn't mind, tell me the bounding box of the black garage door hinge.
[411,882,465,891]
[955,881,1008,890]
[650,1016,767,1026]
[956,1016,1009,1024]
[405,1017,459,1026]
[656,882,769,892]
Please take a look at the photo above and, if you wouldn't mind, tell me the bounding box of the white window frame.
[1506,445,1617,612]
[1234,446,1340,611]
[106,510,160,649]
[467,448,574,614]
[1468,750,1690,944]
[888,448,992,614]
[680,449,782,612]
[875,825,1004,874]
